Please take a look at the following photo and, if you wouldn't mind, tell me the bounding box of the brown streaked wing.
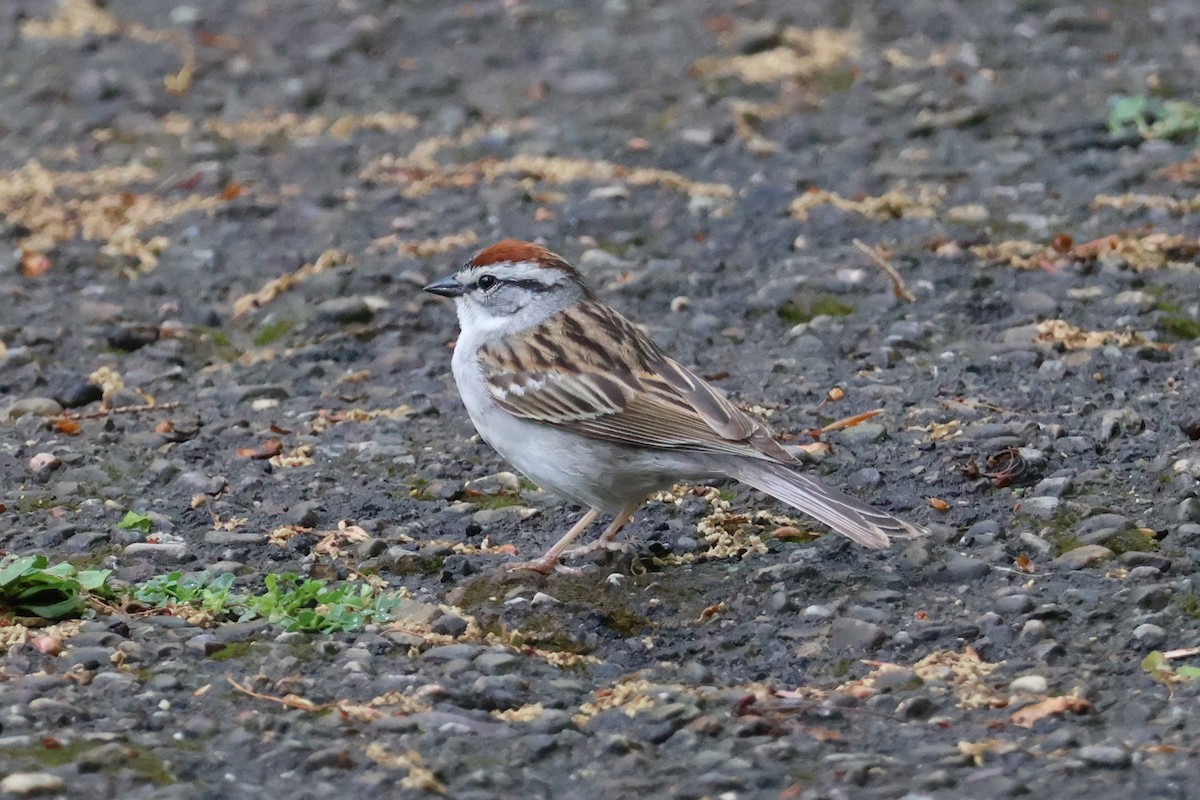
[478,301,793,462]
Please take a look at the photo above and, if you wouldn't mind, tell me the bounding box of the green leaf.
[1141,651,1165,674]
[1175,665,1200,680]
[15,578,81,618]
[42,562,78,579]
[0,555,41,587]
[118,511,154,533]
[77,569,113,592]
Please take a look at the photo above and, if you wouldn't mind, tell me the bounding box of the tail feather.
[730,460,926,549]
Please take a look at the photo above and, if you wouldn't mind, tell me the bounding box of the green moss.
[0,739,173,786]
[470,493,525,510]
[208,641,256,661]
[1179,595,1200,620]
[1103,528,1158,555]
[455,574,512,611]
[830,659,853,678]
[816,69,857,93]
[15,495,79,513]
[507,611,594,654]
[1050,535,1084,555]
[1161,314,1200,341]
[1042,508,1085,555]
[386,554,446,577]
[777,293,855,326]
[405,477,436,501]
[252,317,297,347]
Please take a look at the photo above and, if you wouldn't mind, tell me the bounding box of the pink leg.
[505,508,600,573]
[562,500,640,560]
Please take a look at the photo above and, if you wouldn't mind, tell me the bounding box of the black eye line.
[469,276,553,294]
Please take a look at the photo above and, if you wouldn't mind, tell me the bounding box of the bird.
[424,239,925,572]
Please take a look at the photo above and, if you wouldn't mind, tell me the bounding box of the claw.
[504,556,560,574]
[563,538,633,560]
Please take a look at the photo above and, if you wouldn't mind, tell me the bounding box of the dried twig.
[58,401,180,421]
[853,239,916,302]
[820,408,883,434]
[1163,646,1200,660]
[226,673,332,711]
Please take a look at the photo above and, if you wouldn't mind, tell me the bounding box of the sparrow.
[425,239,925,572]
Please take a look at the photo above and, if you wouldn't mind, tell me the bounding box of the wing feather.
[478,301,791,462]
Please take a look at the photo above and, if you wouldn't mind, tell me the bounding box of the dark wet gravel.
[2,0,1200,798]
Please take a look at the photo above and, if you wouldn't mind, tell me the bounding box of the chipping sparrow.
[425,239,925,572]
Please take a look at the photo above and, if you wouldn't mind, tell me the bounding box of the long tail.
[729,460,927,549]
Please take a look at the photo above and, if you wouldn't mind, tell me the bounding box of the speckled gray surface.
[2,1,1199,798]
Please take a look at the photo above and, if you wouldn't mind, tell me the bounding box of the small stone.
[474,651,520,674]
[465,471,522,493]
[316,297,374,324]
[995,594,1035,614]
[1015,290,1058,315]
[60,646,115,669]
[1018,531,1054,557]
[847,468,883,490]
[420,643,482,662]
[1078,745,1130,768]
[1017,620,1049,644]
[965,519,1002,541]
[1131,623,1167,649]
[1030,641,1066,663]
[678,661,712,684]
[835,423,887,445]
[431,614,468,637]
[803,604,834,620]
[389,599,443,626]
[1176,498,1200,523]
[1128,585,1171,611]
[176,471,228,495]
[873,668,921,693]
[940,555,991,582]
[0,771,66,795]
[1031,477,1072,498]
[1075,514,1130,538]
[828,617,886,651]
[236,384,289,403]
[1009,675,1048,694]
[1051,545,1113,569]
[123,543,190,562]
[4,397,63,420]
[28,453,62,479]
[1020,496,1060,517]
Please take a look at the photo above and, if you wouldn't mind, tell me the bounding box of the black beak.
[423,275,464,298]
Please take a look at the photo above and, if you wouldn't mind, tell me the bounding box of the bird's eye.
[476,274,498,291]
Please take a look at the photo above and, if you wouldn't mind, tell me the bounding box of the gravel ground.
[2,0,1200,798]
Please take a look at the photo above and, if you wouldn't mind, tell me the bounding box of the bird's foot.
[562,538,631,560]
[504,555,591,575]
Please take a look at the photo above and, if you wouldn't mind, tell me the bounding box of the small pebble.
[0,772,66,796]
[1009,675,1048,694]
[1050,545,1113,569]
[1078,745,1130,768]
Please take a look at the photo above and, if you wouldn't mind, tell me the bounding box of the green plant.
[133,571,239,616]
[252,317,297,347]
[118,511,154,534]
[777,293,855,326]
[248,573,404,633]
[131,570,406,634]
[1142,651,1200,685]
[0,555,112,618]
[1108,95,1200,142]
